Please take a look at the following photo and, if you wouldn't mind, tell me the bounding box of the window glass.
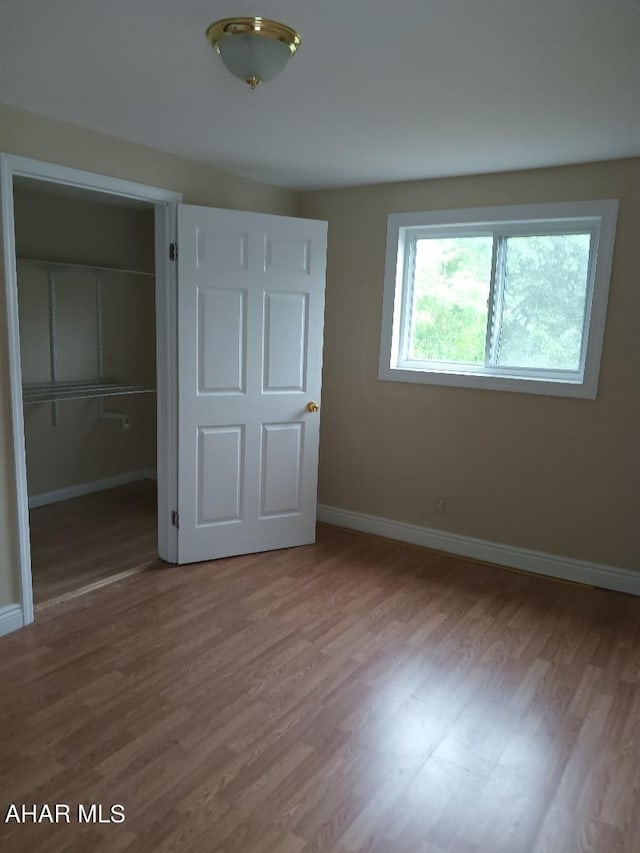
[494,233,591,371]
[409,236,492,364]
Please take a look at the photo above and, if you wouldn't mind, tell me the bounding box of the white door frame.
[0,154,182,628]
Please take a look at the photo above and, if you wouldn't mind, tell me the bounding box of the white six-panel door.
[177,205,327,564]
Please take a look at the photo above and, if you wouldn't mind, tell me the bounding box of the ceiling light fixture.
[206,17,302,90]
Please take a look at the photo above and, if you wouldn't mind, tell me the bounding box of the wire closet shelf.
[18,257,156,420]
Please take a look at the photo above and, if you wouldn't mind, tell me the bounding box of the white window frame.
[378,200,619,398]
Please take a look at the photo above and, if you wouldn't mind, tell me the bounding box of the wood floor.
[29,481,158,606]
[1,527,639,852]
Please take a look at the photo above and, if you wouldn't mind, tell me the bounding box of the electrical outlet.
[434,496,447,514]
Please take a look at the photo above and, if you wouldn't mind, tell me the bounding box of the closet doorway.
[15,182,159,606]
[1,155,181,625]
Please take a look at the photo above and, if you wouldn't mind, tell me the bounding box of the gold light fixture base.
[206,17,302,53]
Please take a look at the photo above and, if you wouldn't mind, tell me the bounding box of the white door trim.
[0,153,182,630]
[154,199,179,564]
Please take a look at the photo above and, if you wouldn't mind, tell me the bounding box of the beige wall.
[15,188,157,497]
[0,104,299,609]
[300,158,640,572]
[13,187,156,270]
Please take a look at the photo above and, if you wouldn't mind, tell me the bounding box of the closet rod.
[23,382,156,404]
[17,257,155,278]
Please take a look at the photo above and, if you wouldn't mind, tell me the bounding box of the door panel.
[260,422,304,517]
[265,236,312,274]
[263,291,308,392]
[177,205,327,564]
[198,288,247,393]
[197,426,244,524]
[198,227,249,270]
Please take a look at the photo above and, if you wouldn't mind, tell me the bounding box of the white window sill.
[378,363,597,399]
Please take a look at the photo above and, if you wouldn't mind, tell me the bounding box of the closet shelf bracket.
[99,400,131,431]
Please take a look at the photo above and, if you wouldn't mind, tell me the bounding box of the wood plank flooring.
[1,526,639,852]
[29,481,158,606]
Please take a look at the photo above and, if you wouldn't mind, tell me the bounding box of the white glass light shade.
[217,35,292,85]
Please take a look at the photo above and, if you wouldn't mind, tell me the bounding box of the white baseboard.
[0,604,24,637]
[29,469,158,509]
[317,504,640,597]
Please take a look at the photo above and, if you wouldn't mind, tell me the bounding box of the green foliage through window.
[407,233,591,371]
[409,237,492,364]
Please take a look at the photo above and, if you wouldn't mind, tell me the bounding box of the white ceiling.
[1,1,639,191]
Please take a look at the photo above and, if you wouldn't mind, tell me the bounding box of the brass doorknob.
[306,401,320,413]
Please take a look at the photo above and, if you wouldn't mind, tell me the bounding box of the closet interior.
[14,180,159,606]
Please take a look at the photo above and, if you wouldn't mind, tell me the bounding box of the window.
[379,200,618,398]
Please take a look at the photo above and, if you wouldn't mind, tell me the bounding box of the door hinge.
[171,510,179,529]
[169,242,178,261]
